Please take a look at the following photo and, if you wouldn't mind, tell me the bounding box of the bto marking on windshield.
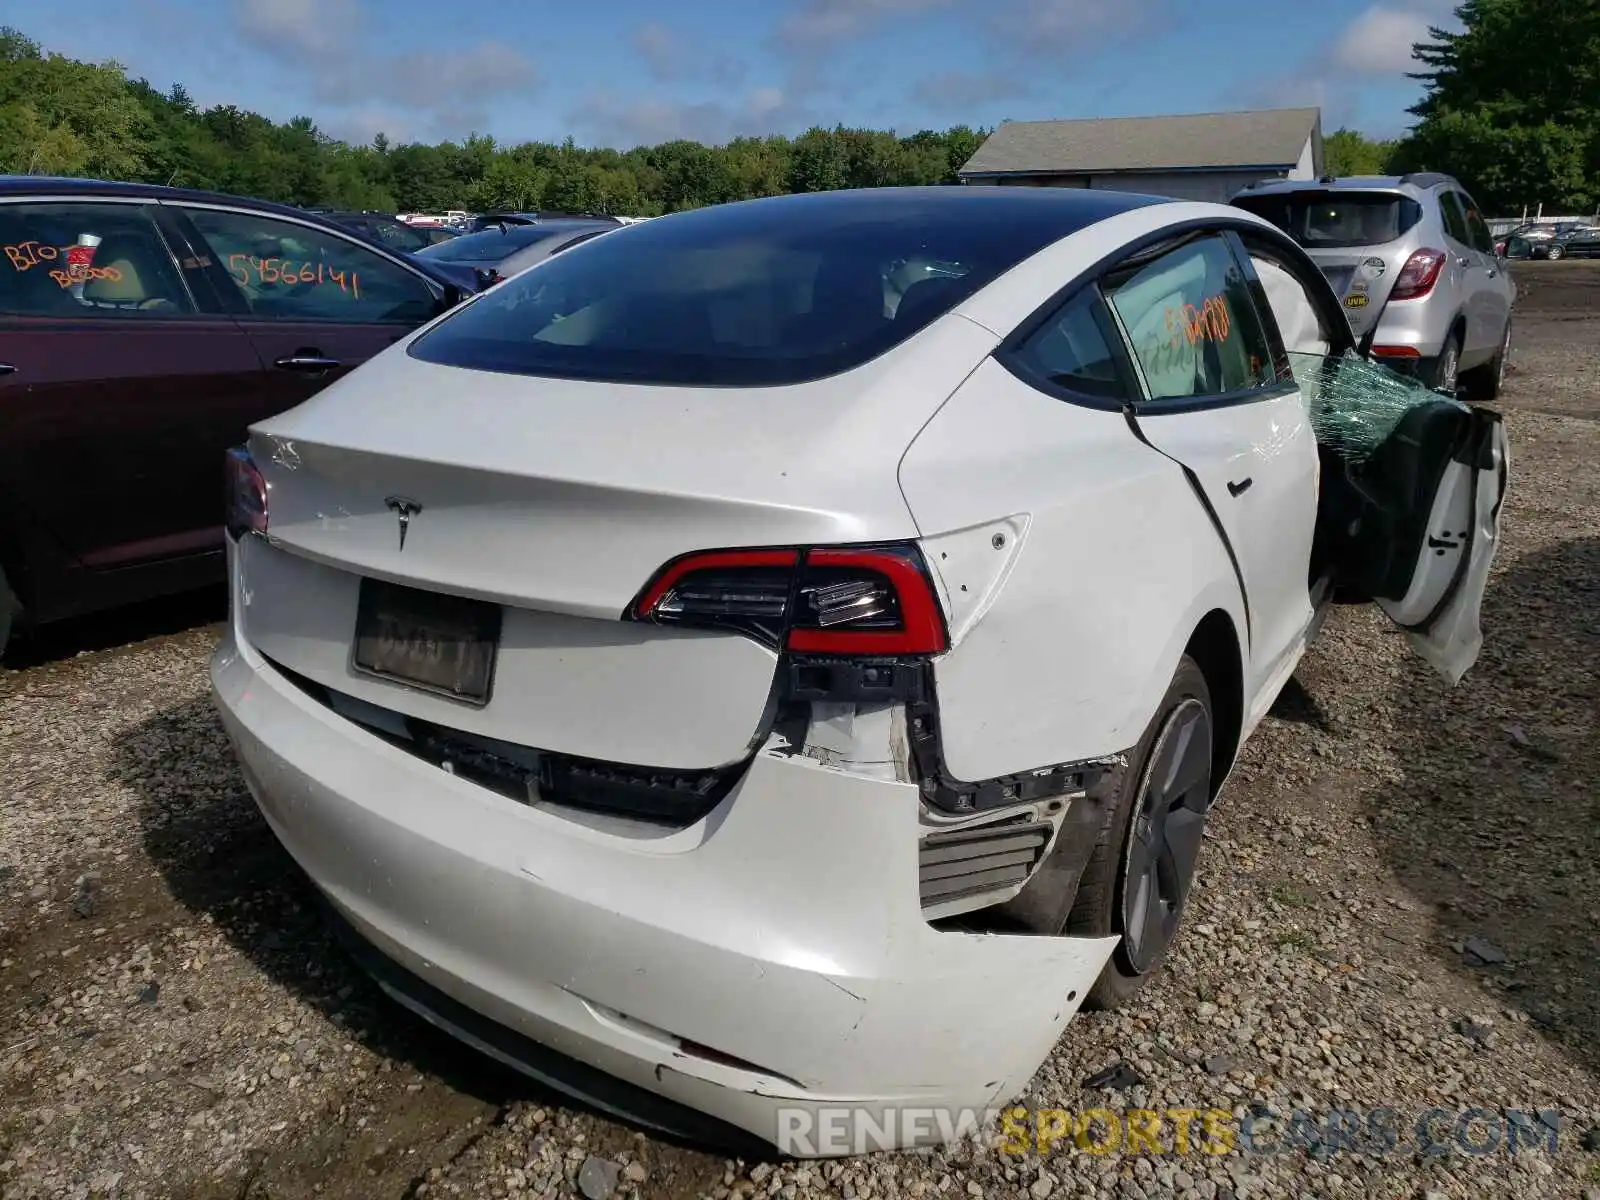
[5,242,125,289]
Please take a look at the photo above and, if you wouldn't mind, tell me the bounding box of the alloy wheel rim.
[1120,696,1213,974]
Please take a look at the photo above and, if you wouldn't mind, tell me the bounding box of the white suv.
[211,187,1508,1156]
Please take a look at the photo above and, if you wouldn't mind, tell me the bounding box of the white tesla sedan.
[212,187,1507,1155]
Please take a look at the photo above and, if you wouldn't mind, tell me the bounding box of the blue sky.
[10,0,1460,149]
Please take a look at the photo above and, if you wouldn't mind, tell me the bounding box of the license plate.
[352,578,501,704]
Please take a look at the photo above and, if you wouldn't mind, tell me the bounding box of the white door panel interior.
[1378,408,1509,684]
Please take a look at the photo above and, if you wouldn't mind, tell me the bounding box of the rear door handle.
[1227,477,1253,497]
[273,354,341,373]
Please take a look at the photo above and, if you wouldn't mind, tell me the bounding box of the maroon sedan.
[0,177,474,656]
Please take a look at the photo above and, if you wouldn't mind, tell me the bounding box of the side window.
[1439,192,1472,248]
[1458,194,1495,254]
[1008,287,1128,401]
[180,207,440,324]
[0,202,196,318]
[1103,236,1277,402]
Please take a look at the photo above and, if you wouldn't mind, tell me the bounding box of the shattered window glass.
[1289,351,1466,464]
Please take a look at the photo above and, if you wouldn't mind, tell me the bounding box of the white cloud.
[316,41,537,109]
[910,69,1034,112]
[1222,0,1461,139]
[775,0,955,51]
[630,23,684,77]
[630,21,746,86]
[234,0,361,58]
[231,0,537,143]
[568,87,810,149]
[987,0,1160,57]
[1331,6,1435,75]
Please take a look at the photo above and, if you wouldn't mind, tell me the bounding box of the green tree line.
[2,0,1595,217]
[0,26,982,216]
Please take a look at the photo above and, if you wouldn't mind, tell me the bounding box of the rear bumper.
[210,600,1116,1154]
[1368,307,1448,363]
[1369,347,1440,383]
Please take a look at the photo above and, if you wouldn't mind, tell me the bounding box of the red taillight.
[1370,345,1422,358]
[1389,248,1446,301]
[630,544,948,656]
[225,446,268,539]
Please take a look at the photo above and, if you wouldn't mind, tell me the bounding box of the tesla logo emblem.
[384,496,422,550]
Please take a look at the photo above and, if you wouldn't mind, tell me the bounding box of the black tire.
[0,565,16,662]
[1069,656,1215,1011]
[1545,243,1564,261]
[1432,330,1463,395]
[1461,319,1510,404]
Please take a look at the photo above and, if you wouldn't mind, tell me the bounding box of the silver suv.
[1231,173,1514,401]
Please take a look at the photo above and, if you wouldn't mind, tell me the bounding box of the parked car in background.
[461,212,539,231]
[213,186,1506,1155]
[462,212,635,233]
[0,176,478,656]
[414,217,620,287]
[1516,223,1600,260]
[1231,173,1514,399]
[313,210,458,253]
[1546,225,1600,259]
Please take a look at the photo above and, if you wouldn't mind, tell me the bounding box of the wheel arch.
[1184,608,1244,796]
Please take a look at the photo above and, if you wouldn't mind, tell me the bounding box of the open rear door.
[1369,403,1508,683]
[1303,354,1510,684]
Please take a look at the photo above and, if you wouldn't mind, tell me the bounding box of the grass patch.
[1268,881,1317,908]
[1274,929,1317,952]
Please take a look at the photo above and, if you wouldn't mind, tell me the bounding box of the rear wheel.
[1432,331,1462,395]
[1069,656,1214,1010]
[0,565,17,662]
[1461,320,1510,403]
[1546,243,1565,261]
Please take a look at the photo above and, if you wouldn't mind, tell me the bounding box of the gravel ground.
[3,262,1597,1200]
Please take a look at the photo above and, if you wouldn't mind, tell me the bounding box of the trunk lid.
[239,318,995,771]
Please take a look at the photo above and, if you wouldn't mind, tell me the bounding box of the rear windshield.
[408,190,1147,387]
[416,226,563,265]
[1233,192,1423,249]
[345,218,431,252]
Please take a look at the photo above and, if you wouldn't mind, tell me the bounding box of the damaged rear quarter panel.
[900,358,1247,781]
